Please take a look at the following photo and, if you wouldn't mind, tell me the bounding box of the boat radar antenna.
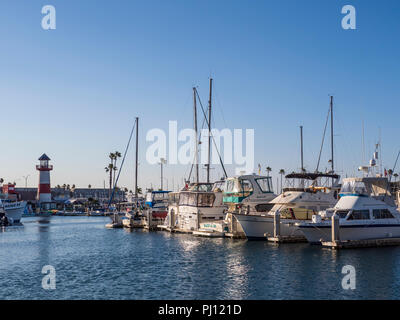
[358,145,380,178]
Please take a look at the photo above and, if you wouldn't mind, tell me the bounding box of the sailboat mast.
[193,87,199,184]
[300,125,304,172]
[330,96,334,173]
[134,117,139,199]
[207,78,213,183]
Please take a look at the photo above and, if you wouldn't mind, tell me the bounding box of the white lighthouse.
[36,154,53,204]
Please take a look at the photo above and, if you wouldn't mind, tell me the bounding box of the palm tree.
[0,178,3,185]
[109,152,116,186]
[105,163,114,198]
[266,166,272,177]
[388,169,394,179]
[88,184,92,189]
[136,187,142,195]
[112,151,122,188]
[279,169,285,193]
[394,173,398,182]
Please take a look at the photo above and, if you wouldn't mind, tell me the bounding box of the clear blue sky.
[0,0,399,192]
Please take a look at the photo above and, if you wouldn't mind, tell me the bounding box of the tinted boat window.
[373,209,395,219]
[335,210,349,219]
[347,210,370,220]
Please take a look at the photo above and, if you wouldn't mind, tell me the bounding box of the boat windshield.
[255,177,273,193]
[212,181,225,192]
[179,192,215,207]
[146,192,169,202]
[168,193,179,204]
[225,178,253,194]
[340,180,368,195]
[189,184,213,192]
[153,193,169,201]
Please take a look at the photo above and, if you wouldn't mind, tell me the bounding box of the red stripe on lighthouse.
[38,184,51,193]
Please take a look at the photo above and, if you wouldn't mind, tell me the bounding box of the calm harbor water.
[1,216,400,300]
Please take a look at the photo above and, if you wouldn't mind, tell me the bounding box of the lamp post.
[22,175,30,188]
[159,158,167,190]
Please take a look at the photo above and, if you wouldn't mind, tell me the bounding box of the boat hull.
[234,213,305,240]
[4,202,26,224]
[299,223,400,244]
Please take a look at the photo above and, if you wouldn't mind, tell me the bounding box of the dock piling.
[332,214,340,243]
[273,211,281,238]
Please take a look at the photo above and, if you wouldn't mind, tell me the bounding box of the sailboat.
[106,118,138,229]
[161,79,229,236]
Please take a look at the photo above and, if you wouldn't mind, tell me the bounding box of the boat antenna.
[107,120,136,209]
[207,78,213,183]
[194,87,199,183]
[134,117,139,199]
[300,125,304,172]
[330,95,334,174]
[378,127,383,176]
[315,105,330,173]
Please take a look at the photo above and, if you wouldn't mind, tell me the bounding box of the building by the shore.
[11,186,126,209]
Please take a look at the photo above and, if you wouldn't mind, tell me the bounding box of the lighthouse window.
[373,209,394,219]
[347,210,370,220]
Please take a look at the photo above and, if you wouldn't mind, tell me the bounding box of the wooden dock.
[224,232,246,239]
[322,238,400,249]
[267,235,307,243]
[192,229,225,238]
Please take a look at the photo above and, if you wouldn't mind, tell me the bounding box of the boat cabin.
[283,172,340,193]
[145,190,171,208]
[339,177,395,207]
[179,192,216,208]
[223,175,273,204]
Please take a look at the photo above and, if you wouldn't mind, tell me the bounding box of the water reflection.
[37,217,51,273]
[224,245,250,299]
[2,216,400,299]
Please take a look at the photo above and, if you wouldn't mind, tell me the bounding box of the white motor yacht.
[173,181,226,233]
[233,172,340,240]
[298,176,400,243]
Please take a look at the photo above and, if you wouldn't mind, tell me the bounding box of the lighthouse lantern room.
[36,153,54,207]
